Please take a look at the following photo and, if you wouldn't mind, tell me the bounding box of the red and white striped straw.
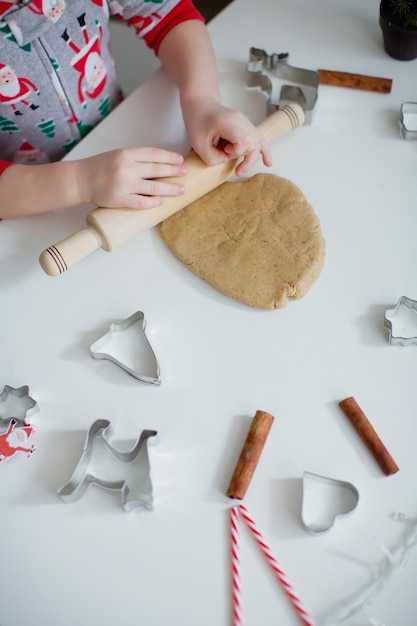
[230,506,243,626]
[238,504,315,626]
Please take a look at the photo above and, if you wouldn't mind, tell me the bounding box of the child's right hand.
[0,147,188,219]
[76,147,187,210]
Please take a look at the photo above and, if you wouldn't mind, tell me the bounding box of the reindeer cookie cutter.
[58,419,158,511]
[246,47,319,124]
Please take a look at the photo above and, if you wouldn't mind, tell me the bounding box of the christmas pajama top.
[0,0,203,169]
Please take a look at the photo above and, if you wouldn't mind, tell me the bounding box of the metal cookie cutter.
[90,311,161,385]
[247,47,319,124]
[301,471,359,534]
[400,102,417,140]
[0,384,39,429]
[384,296,417,345]
[58,419,158,511]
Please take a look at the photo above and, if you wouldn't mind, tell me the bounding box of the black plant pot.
[379,0,417,60]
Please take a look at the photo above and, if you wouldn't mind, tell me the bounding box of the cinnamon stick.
[317,69,392,93]
[226,410,275,499]
[339,397,399,476]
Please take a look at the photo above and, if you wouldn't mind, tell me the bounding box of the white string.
[321,512,417,625]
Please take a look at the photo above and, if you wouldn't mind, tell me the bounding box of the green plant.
[386,0,417,29]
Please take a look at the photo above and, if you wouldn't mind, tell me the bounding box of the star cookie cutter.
[89,311,161,385]
[0,385,39,429]
[400,102,417,140]
[384,296,417,346]
[58,419,158,511]
[301,471,359,534]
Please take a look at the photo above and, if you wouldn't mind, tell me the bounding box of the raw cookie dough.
[160,173,325,309]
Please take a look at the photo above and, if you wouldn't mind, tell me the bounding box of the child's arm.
[157,19,272,176]
[0,147,187,219]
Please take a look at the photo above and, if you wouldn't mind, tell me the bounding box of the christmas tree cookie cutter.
[89,311,161,385]
[58,419,158,511]
[0,384,39,427]
[384,296,417,345]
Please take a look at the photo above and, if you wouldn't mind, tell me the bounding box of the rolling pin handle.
[39,226,104,276]
[256,103,305,143]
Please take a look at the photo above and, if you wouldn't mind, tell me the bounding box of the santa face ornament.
[0,419,36,462]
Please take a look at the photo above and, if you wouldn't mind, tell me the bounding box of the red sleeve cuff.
[143,0,204,54]
[0,161,14,175]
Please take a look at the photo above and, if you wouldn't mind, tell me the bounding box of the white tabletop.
[1,1,417,625]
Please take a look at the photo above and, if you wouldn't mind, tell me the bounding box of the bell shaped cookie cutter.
[90,311,161,385]
[384,296,417,345]
[301,471,359,534]
[0,384,39,427]
[58,419,158,511]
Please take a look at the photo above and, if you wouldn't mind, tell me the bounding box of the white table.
[1,1,417,624]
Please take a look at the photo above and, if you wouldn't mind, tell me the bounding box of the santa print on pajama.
[0,62,40,114]
[27,0,66,22]
[61,13,107,108]
[0,0,203,170]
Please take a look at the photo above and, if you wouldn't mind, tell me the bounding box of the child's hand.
[182,98,272,176]
[76,147,187,210]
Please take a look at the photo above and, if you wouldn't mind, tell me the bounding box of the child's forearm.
[157,19,272,175]
[0,148,188,219]
[157,20,221,107]
[0,161,80,218]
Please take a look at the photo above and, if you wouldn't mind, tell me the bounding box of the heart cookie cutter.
[58,419,158,511]
[301,471,359,534]
[384,296,417,345]
[90,311,161,385]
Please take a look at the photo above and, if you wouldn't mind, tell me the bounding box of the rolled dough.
[159,173,325,309]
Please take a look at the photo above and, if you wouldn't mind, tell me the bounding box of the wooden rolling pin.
[39,103,305,276]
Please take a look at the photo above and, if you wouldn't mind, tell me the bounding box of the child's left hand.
[182,97,272,176]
